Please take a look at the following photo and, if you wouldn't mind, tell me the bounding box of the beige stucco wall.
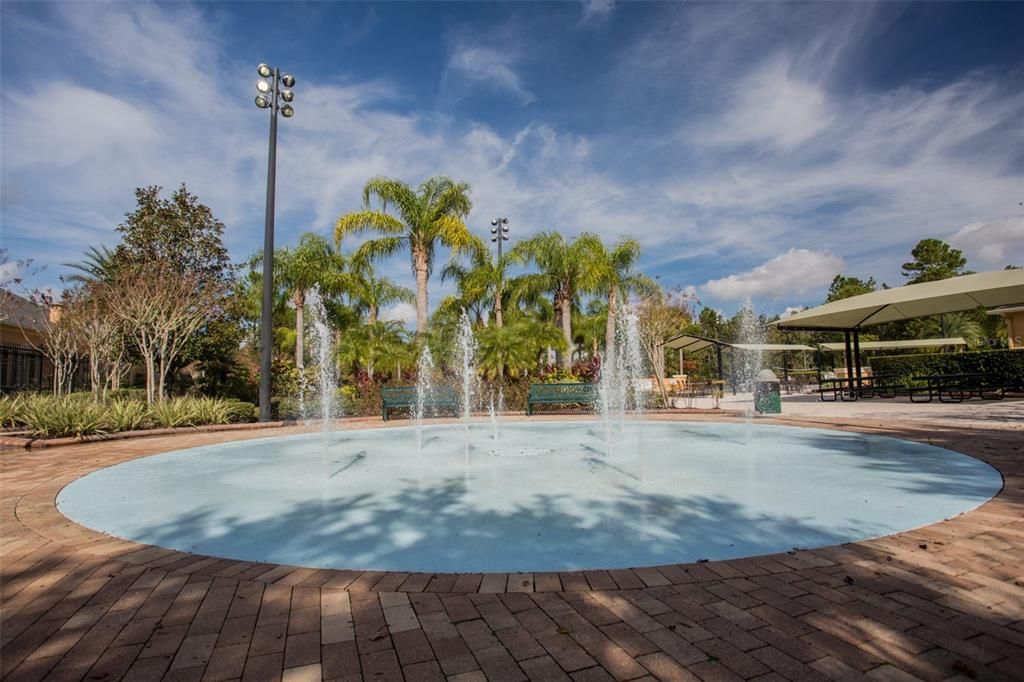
[1004,310,1024,349]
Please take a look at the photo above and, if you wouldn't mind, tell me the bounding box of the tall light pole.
[254,64,297,421]
[489,218,509,328]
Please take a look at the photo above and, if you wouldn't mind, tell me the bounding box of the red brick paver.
[2,415,1022,681]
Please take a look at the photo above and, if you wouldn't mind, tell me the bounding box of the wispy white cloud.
[446,44,535,104]
[580,0,615,24]
[702,249,844,301]
[3,0,1021,318]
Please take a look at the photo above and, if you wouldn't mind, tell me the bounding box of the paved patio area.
[2,415,1022,681]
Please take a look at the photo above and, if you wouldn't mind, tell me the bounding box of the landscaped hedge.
[871,349,1024,389]
[0,394,257,439]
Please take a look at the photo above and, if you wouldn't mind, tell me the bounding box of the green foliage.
[870,349,1024,389]
[107,388,147,402]
[5,393,264,438]
[826,275,877,302]
[335,175,478,333]
[0,395,27,428]
[63,244,119,284]
[337,321,411,380]
[475,318,565,379]
[148,398,200,428]
[106,398,151,432]
[116,184,233,286]
[901,238,968,284]
[20,395,109,438]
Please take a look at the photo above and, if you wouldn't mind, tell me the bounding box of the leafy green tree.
[511,232,604,369]
[335,176,479,334]
[901,238,968,284]
[697,307,726,339]
[825,275,877,302]
[115,184,233,286]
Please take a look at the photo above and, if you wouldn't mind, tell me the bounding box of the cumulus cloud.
[702,249,844,301]
[948,217,1024,267]
[379,302,417,327]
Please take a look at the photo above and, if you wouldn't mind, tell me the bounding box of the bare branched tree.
[106,266,226,403]
[64,286,127,400]
[637,287,697,406]
[21,291,80,396]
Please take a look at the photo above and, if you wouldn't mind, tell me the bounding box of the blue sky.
[2,1,1022,322]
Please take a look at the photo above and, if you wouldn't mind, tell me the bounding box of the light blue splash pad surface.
[57,421,1001,572]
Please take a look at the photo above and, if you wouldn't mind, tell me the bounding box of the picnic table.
[909,373,1006,403]
[817,375,904,402]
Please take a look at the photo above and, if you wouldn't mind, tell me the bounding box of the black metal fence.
[0,343,46,394]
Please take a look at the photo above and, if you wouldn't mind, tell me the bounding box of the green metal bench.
[381,386,458,421]
[526,383,598,416]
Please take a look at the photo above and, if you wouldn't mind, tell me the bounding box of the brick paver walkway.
[2,416,1022,681]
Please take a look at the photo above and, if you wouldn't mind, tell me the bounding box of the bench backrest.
[528,382,598,400]
[381,386,457,404]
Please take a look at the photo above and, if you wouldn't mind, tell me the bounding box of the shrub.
[871,349,1024,389]
[21,395,108,438]
[0,395,27,429]
[189,396,232,426]
[106,398,152,432]
[148,398,199,428]
[224,400,257,423]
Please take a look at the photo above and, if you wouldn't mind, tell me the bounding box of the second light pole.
[490,217,509,328]
[254,63,297,421]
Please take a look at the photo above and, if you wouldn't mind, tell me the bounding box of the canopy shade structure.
[818,338,967,352]
[774,269,1024,331]
[663,336,815,353]
[732,343,816,352]
[664,334,721,353]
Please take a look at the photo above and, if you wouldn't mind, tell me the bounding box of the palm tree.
[63,245,118,284]
[349,262,414,325]
[592,237,653,355]
[337,320,411,381]
[442,245,519,328]
[272,233,348,369]
[511,232,604,369]
[475,317,565,380]
[335,176,478,335]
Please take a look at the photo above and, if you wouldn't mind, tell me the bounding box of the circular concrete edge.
[11,414,1020,592]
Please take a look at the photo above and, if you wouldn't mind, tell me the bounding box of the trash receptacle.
[754,369,782,414]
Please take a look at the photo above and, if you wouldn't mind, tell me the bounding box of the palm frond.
[334,211,405,247]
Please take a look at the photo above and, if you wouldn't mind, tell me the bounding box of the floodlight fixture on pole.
[253,63,297,421]
[489,217,510,259]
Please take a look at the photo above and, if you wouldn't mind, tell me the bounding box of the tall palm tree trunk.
[605,285,618,357]
[368,305,378,326]
[560,296,573,370]
[414,248,429,334]
[294,289,305,369]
